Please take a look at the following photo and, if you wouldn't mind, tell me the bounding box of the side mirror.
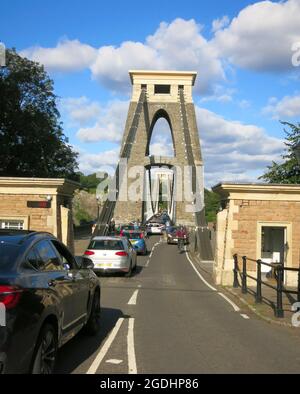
[75,256,94,270]
[82,257,94,270]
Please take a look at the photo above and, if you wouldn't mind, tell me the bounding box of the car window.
[88,240,125,251]
[26,247,43,270]
[35,240,64,272]
[51,240,76,270]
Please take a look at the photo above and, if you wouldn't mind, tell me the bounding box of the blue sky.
[1,0,300,186]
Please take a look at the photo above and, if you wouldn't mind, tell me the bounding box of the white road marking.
[186,253,217,292]
[127,318,137,374]
[241,314,250,320]
[128,290,139,305]
[106,359,123,365]
[138,285,142,288]
[145,260,150,267]
[86,318,124,374]
[218,292,241,312]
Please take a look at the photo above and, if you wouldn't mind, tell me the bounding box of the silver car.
[84,236,137,277]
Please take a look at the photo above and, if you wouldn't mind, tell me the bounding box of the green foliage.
[78,172,100,193]
[0,48,79,180]
[259,122,300,184]
[205,188,220,223]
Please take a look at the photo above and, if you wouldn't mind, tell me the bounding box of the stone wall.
[0,194,53,233]
[213,183,300,287]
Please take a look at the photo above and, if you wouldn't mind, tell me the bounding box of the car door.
[50,240,90,321]
[34,240,76,333]
[126,239,137,268]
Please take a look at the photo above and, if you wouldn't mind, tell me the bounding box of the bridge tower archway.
[111,70,205,228]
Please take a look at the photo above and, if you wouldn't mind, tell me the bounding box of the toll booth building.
[0,178,79,252]
[212,183,300,288]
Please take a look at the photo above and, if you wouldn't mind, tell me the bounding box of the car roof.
[0,230,54,245]
[91,236,125,241]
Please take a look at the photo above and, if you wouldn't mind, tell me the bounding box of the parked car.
[167,227,189,245]
[146,223,165,235]
[84,236,137,277]
[0,230,100,375]
[123,231,148,256]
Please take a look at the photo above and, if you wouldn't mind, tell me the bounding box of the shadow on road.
[54,307,130,374]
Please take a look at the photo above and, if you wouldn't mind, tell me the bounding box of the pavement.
[55,235,300,374]
[189,252,299,328]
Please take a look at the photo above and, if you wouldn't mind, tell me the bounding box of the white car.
[147,223,165,235]
[84,236,137,277]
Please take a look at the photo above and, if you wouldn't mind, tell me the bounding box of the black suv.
[0,230,101,374]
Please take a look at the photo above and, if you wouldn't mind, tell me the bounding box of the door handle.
[48,279,56,287]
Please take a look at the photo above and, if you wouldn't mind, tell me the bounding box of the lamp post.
[96,196,100,225]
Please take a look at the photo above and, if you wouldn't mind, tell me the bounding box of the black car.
[0,230,101,374]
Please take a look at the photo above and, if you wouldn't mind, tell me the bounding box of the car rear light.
[84,250,95,256]
[115,251,128,257]
[140,233,144,239]
[0,286,23,309]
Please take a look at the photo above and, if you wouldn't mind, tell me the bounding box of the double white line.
[87,317,137,374]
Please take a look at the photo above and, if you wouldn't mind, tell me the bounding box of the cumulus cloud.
[60,96,101,126]
[263,95,300,119]
[20,39,97,72]
[213,0,300,72]
[78,148,119,175]
[212,16,230,33]
[21,19,225,94]
[196,106,284,186]
[91,18,225,94]
[76,100,129,143]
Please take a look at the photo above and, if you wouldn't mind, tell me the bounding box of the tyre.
[84,290,101,336]
[31,323,58,375]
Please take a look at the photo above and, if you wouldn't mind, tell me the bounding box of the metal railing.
[233,255,300,318]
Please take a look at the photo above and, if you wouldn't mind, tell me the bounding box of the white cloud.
[196,106,284,186]
[60,97,101,126]
[78,149,119,175]
[263,94,300,119]
[20,39,97,72]
[213,0,300,72]
[212,16,230,33]
[76,100,129,143]
[91,18,225,94]
[21,19,225,95]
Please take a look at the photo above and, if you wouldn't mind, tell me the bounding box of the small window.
[26,248,43,270]
[35,240,63,272]
[154,85,171,95]
[51,240,75,270]
[141,84,147,89]
[88,240,125,251]
[0,220,24,230]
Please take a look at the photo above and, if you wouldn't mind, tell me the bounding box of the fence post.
[233,255,239,288]
[242,256,248,294]
[275,265,284,318]
[256,260,262,304]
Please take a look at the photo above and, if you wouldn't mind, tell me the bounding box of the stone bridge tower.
[113,70,204,227]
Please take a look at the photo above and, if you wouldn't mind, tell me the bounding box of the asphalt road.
[55,236,300,374]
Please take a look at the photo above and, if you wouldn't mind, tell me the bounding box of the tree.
[205,188,220,223]
[0,48,79,180]
[260,122,300,184]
